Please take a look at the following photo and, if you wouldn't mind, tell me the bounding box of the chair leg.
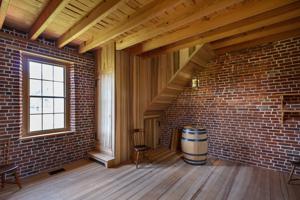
[288,165,296,184]
[14,171,22,189]
[1,174,5,188]
[136,151,140,169]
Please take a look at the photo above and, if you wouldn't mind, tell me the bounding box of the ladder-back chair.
[131,129,151,169]
[0,139,21,189]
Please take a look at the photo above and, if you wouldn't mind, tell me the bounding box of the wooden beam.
[58,0,124,48]
[142,2,300,55]
[79,0,183,53]
[137,0,298,53]
[116,0,243,50]
[0,0,10,29]
[214,28,300,54]
[29,0,71,40]
[211,18,300,50]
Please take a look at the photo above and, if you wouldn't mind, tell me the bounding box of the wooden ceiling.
[1,0,300,54]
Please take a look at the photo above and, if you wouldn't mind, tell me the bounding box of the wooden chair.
[131,129,151,169]
[0,139,21,189]
[288,156,300,184]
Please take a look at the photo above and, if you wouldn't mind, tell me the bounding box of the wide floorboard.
[1,149,299,200]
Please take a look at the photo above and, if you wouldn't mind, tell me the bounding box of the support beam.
[29,0,71,40]
[211,18,300,50]
[214,28,300,54]
[136,0,297,53]
[116,0,243,50]
[142,2,300,55]
[79,0,183,53]
[0,0,10,29]
[58,0,123,48]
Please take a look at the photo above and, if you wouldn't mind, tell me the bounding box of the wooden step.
[88,151,115,168]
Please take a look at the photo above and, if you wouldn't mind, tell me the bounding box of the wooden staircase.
[146,44,215,112]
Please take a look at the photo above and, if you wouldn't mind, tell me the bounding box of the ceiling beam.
[214,28,300,55]
[116,0,244,50]
[29,0,71,40]
[79,0,183,53]
[211,18,300,50]
[142,2,300,56]
[58,0,124,48]
[0,0,10,29]
[136,0,298,53]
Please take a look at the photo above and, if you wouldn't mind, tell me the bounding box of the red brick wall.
[0,28,96,177]
[162,37,300,173]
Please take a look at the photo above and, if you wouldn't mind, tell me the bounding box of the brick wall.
[161,37,300,173]
[0,28,96,177]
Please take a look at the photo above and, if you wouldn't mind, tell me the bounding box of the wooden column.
[115,50,133,164]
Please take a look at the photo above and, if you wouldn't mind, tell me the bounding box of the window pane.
[54,82,64,97]
[30,97,42,114]
[54,114,64,129]
[42,80,53,96]
[43,98,53,113]
[43,114,53,130]
[42,64,53,80]
[54,66,64,82]
[30,79,41,96]
[30,114,42,132]
[29,62,41,79]
[54,98,64,113]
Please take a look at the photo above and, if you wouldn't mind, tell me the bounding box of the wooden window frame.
[22,54,71,137]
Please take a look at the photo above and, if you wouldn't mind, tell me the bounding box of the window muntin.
[24,56,69,135]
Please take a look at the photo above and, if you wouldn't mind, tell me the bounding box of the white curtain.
[97,72,115,156]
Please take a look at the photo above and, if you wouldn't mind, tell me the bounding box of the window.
[23,55,70,136]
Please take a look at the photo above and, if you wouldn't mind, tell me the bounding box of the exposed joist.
[0,0,10,29]
[215,28,300,54]
[211,18,300,50]
[143,2,300,56]
[137,0,298,53]
[29,0,71,40]
[116,0,243,50]
[79,0,183,53]
[58,0,124,48]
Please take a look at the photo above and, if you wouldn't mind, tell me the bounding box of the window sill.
[20,130,74,140]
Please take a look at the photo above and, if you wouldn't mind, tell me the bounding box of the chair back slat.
[132,129,145,146]
[0,139,10,165]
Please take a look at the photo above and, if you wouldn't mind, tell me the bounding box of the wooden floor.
[1,148,299,200]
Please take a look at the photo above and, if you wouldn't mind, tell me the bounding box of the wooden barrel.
[181,127,208,165]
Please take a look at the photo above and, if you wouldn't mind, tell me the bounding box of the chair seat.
[0,164,18,174]
[134,145,150,152]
